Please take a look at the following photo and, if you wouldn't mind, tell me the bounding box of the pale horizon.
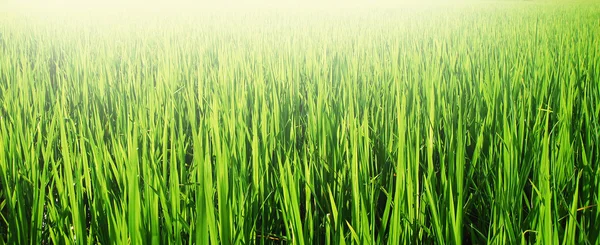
[4,0,501,14]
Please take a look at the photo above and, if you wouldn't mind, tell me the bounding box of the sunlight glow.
[7,0,453,13]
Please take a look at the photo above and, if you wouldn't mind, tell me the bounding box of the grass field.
[0,1,599,244]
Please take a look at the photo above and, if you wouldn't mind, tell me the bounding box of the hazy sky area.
[6,0,460,13]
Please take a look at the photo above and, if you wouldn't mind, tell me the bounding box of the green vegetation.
[0,2,599,244]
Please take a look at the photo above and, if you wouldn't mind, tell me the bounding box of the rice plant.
[0,1,599,244]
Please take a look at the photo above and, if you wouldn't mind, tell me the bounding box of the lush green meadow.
[0,2,599,244]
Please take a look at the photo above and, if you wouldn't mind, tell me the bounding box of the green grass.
[0,2,599,244]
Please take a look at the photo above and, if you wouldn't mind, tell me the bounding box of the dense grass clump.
[0,2,599,244]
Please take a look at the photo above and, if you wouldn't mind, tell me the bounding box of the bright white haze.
[7,0,453,13]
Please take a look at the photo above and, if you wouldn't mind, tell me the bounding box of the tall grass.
[0,2,599,244]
